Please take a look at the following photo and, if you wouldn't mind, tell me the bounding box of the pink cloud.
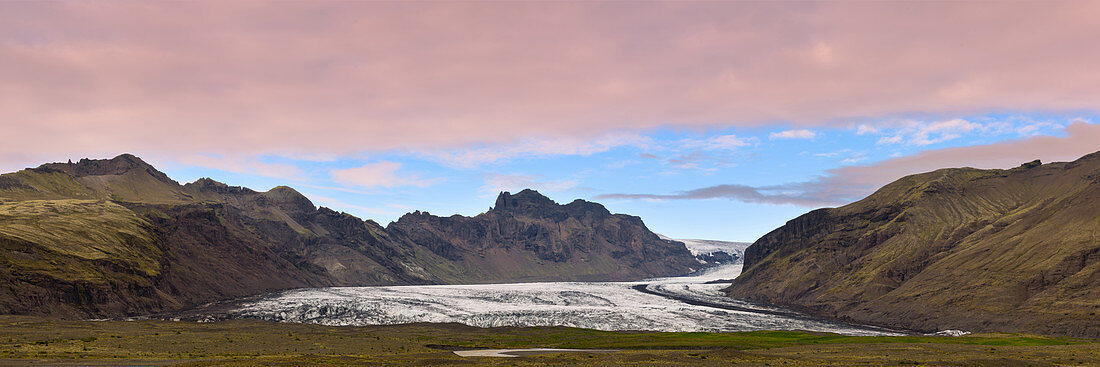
[421,133,652,168]
[1,2,1099,164]
[481,173,579,196]
[824,121,1100,194]
[678,135,755,151]
[769,129,817,140]
[175,154,304,179]
[872,118,984,146]
[330,161,436,189]
[598,122,1100,206]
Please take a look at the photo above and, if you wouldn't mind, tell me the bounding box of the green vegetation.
[0,170,102,201]
[0,317,1095,366]
[0,199,161,280]
[0,199,163,292]
[441,328,1086,350]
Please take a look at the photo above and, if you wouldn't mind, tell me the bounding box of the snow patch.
[660,235,752,264]
[927,330,971,337]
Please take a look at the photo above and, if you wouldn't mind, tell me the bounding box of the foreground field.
[0,316,1096,366]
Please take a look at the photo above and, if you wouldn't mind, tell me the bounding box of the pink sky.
[3,1,1100,166]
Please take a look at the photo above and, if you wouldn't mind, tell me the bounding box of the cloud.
[664,151,718,170]
[3,2,1100,163]
[481,173,579,194]
[840,153,868,165]
[299,192,397,216]
[679,134,754,150]
[770,129,817,140]
[423,133,651,168]
[597,184,840,207]
[599,121,1100,207]
[910,119,979,145]
[635,134,757,171]
[175,154,304,179]
[872,118,985,146]
[330,162,437,188]
[1015,121,1065,136]
[813,149,850,158]
[876,135,905,145]
[855,125,878,135]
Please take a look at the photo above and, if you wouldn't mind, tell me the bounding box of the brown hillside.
[727,152,1100,337]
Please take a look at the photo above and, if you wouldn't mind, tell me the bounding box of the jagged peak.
[36,153,176,185]
[188,175,250,191]
[391,210,438,227]
[40,153,148,171]
[188,177,228,187]
[1018,159,1042,169]
[493,189,557,211]
[183,177,257,195]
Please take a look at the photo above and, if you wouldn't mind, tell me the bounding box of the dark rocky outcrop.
[727,152,1100,338]
[38,154,177,186]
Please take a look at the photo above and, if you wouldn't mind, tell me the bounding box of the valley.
[2,153,1099,365]
[165,264,899,336]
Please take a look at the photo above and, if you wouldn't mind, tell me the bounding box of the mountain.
[391,190,699,283]
[0,154,698,318]
[726,152,1100,337]
[659,235,751,265]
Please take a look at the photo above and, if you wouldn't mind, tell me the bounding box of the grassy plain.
[0,316,1096,366]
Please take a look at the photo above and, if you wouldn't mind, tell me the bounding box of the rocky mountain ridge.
[0,154,699,318]
[390,190,698,282]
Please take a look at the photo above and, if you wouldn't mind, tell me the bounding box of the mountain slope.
[0,154,698,318]
[726,153,1100,337]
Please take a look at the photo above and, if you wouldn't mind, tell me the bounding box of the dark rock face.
[387,190,699,282]
[133,203,334,308]
[0,156,698,318]
[728,152,1100,338]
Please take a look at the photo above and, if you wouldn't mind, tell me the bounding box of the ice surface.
[658,235,750,256]
[926,330,971,336]
[174,264,902,336]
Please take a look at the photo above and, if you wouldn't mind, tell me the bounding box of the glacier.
[170,264,901,336]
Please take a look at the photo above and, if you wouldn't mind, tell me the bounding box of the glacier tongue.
[172,264,901,336]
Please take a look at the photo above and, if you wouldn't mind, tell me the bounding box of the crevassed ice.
[185,264,902,336]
